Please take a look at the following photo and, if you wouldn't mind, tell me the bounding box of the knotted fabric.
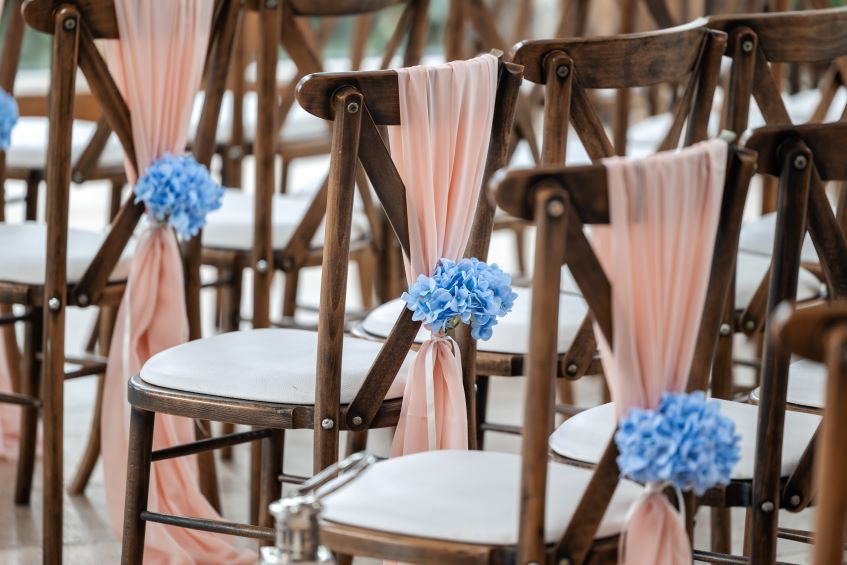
[101,2,254,562]
[388,54,497,455]
[591,139,727,564]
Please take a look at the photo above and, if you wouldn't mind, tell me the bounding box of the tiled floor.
[0,153,820,563]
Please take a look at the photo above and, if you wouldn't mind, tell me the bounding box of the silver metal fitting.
[63,17,77,31]
[741,39,754,53]
[788,494,801,507]
[351,416,363,426]
[346,101,360,114]
[227,146,243,160]
[744,319,756,332]
[255,259,269,273]
[47,297,61,312]
[556,65,570,79]
[566,363,578,376]
[760,500,775,513]
[320,418,334,430]
[719,323,732,337]
[547,200,565,218]
[72,172,84,184]
[77,293,89,307]
[793,154,808,170]
[261,453,377,564]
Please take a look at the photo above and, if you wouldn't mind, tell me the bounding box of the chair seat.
[740,212,819,265]
[201,189,370,251]
[6,117,125,171]
[750,359,826,411]
[359,287,588,356]
[322,450,643,545]
[549,399,820,480]
[0,222,131,285]
[140,328,412,404]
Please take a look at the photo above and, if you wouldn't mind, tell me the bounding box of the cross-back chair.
[772,299,847,565]
[117,55,522,564]
[706,6,847,418]
[8,1,240,562]
[736,121,847,564]
[199,0,429,346]
[311,140,756,565]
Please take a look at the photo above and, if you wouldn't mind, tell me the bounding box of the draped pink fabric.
[591,139,727,564]
[102,2,253,562]
[388,54,497,456]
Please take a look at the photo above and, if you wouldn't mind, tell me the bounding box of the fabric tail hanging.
[100,1,253,563]
[386,54,497,456]
[591,140,728,564]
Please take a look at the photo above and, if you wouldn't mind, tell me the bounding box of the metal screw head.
[77,293,89,307]
[719,323,732,337]
[227,146,243,160]
[546,200,565,218]
[793,154,808,170]
[744,319,756,332]
[347,101,360,114]
[63,17,77,31]
[47,297,61,312]
[352,416,363,426]
[788,494,801,507]
[760,500,775,513]
[566,363,578,376]
[72,172,84,184]
[741,39,754,53]
[255,259,269,273]
[320,418,334,430]
[556,65,570,79]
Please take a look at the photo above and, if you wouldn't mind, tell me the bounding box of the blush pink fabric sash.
[592,139,727,564]
[102,2,253,563]
[388,54,497,456]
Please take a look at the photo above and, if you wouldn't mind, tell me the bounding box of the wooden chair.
[199,0,429,342]
[772,299,847,565]
[707,6,847,418]
[118,55,522,563]
[0,0,127,223]
[8,1,240,562]
[312,141,756,565]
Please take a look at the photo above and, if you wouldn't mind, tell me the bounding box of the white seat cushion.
[359,287,588,355]
[323,450,643,545]
[750,359,826,410]
[201,189,369,251]
[0,222,131,285]
[140,328,411,404]
[740,212,819,265]
[6,116,125,170]
[736,251,821,307]
[549,399,820,480]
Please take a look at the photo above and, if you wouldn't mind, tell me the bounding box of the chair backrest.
[21,0,240,309]
[492,144,756,563]
[509,20,726,382]
[740,120,847,563]
[295,56,523,470]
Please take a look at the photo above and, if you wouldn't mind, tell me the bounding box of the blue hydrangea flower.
[0,88,19,151]
[402,257,517,340]
[615,391,741,495]
[134,153,223,240]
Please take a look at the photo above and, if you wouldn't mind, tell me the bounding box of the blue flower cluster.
[134,153,223,240]
[615,391,741,496]
[402,257,517,340]
[0,88,19,151]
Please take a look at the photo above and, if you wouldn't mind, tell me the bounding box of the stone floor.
[0,151,821,563]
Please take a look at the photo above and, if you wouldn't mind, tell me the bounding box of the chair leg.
[279,158,290,194]
[711,507,732,554]
[355,252,375,311]
[258,429,284,543]
[475,375,490,450]
[121,406,155,565]
[0,304,22,392]
[24,174,39,221]
[249,430,262,525]
[195,419,222,512]
[15,309,41,505]
[220,422,236,461]
[345,429,368,457]
[513,225,527,277]
[70,305,116,495]
[282,269,300,319]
